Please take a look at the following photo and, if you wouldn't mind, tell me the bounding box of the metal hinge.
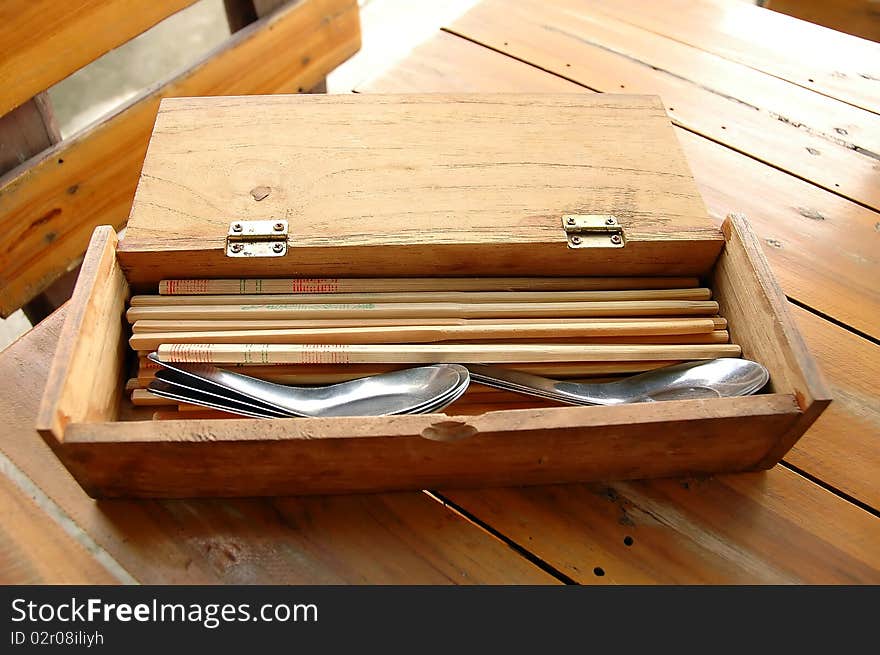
[225,220,288,257]
[562,214,625,249]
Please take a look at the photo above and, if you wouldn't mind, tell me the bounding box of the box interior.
[42,218,806,442]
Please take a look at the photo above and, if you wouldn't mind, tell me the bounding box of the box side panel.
[60,395,799,497]
[713,214,832,467]
[35,227,130,443]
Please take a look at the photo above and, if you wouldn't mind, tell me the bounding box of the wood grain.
[359,31,880,340]
[446,0,880,210]
[0,0,199,116]
[0,0,361,316]
[0,309,557,584]
[583,0,880,115]
[116,93,723,284]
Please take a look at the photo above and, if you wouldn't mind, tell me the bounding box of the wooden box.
[36,94,830,498]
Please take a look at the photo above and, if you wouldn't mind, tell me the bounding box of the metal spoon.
[149,366,470,418]
[465,358,769,406]
[147,378,288,419]
[147,353,470,417]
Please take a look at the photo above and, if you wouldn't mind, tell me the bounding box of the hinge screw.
[610,234,622,245]
[272,242,284,253]
[570,235,582,245]
[232,223,243,232]
[605,217,616,225]
[273,222,285,232]
[230,243,244,253]
[566,216,576,225]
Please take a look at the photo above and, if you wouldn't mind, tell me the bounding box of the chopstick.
[135,360,681,383]
[131,316,728,333]
[126,300,720,322]
[133,330,729,351]
[156,342,742,365]
[159,277,702,295]
[128,319,721,350]
[132,288,713,306]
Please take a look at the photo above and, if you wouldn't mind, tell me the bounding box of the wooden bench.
[0,0,361,321]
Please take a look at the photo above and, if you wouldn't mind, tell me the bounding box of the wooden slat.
[446,0,880,211]
[0,471,121,584]
[0,0,361,317]
[438,469,880,583]
[0,309,557,584]
[359,32,880,340]
[533,0,880,158]
[0,0,199,116]
[363,32,880,511]
[674,128,880,340]
[786,306,880,509]
[584,0,880,115]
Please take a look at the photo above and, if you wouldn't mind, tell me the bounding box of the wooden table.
[1,0,878,584]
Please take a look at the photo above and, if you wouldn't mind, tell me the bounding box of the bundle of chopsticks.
[129,276,739,414]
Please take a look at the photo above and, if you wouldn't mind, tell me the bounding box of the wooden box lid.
[118,94,723,284]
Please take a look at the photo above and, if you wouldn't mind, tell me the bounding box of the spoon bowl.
[147,352,470,418]
[465,358,769,406]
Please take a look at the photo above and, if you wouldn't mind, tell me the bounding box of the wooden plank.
[36,227,129,443]
[0,471,120,584]
[0,0,199,116]
[0,0,361,317]
[116,93,723,284]
[584,0,880,115]
[0,309,557,584]
[446,0,880,210]
[365,31,880,510]
[359,32,880,339]
[786,305,880,509]
[674,128,880,341]
[537,0,880,158]
[0,93,60,172]
[438,469,880,583]
[0,90,68,326]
